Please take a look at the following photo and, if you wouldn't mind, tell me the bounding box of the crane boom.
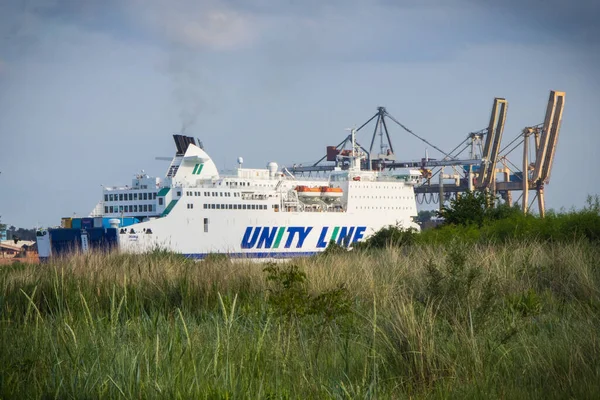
[532,91,565,184]
[478,98,508,189]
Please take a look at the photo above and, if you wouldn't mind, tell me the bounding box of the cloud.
[1,0,260,53]
[4,0,598,61]
[125,0,259,51]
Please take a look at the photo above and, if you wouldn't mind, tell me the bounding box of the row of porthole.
[356,206,412,210]
[105,192,157,202]
[202,203,270,210]
[351,196,414,199]
[186,191,239,198]
[105,204,154,214]
[351,185,411,189]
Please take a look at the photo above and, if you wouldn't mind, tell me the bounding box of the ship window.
[203,204,207,209]
[204,218,209,232]
[104,194,108,202]
[217,204,221,209]
[134,205,138,212]
[211,204,215,209]
[143,193,148,200]
[242,205,247,210]
[104,206,108,213]
[143,205,148,212]
[251,205,256,210]
[158,198,164,206]
[177,191,181,197]
[153,193,157,199]
[119,194,123,201]
[134,193,138,200]
[128,205,132,212]
[119,206,124,212]
[109,194,113,201]
[228,204,233,209]
[220,192,223,197]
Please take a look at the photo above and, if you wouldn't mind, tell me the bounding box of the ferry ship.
[38,133,420,259]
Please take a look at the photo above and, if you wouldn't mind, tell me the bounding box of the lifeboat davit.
[320,186,343,199]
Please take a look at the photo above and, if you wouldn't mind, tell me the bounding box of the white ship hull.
[119,206,418,258]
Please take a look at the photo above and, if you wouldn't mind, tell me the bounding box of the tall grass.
[1,242,600,398]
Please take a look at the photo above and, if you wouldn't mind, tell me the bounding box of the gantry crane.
[286,91,564,216]
[496,90,565,216]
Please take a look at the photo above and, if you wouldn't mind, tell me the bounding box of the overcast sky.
[1,0,599,228]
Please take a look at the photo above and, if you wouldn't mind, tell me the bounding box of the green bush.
[353,225,418,250]
[417,194,600,246]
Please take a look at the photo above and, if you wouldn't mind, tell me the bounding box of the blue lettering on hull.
[241,226,367,250]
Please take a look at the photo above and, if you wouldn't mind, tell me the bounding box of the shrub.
[353,225,418,250]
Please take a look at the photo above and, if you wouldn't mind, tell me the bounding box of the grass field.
[1,241,600,398]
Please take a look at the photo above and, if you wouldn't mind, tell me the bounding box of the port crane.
[495,91,565,216]
[287,90,565,216]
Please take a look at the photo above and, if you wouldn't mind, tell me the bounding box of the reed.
[1,241,599,398]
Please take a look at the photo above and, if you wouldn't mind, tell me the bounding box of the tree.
[437,191,520,227]
[416,210,436,224]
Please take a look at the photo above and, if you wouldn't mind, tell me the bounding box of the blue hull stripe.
[183,251,319,260]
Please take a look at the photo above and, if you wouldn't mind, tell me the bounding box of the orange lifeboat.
[295,185,321,198]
